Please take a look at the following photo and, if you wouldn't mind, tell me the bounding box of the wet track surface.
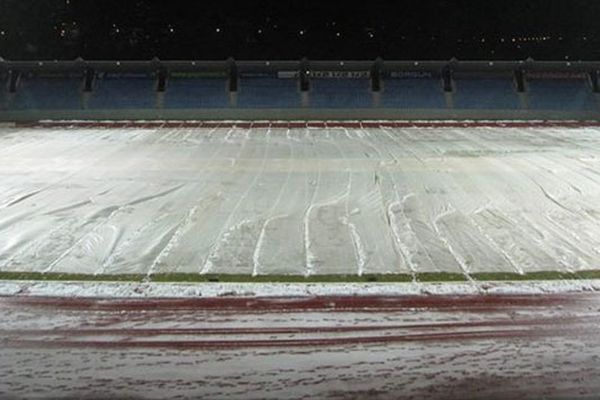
[1,293,599,399]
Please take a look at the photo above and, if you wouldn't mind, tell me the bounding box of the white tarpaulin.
[1,125,599,277]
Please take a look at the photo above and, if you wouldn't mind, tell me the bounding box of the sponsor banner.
[240,72,277,78]
[388,71,434,79]
[277,71,298,79]
[527,71,588,80]
[25,72,82,79]
[311,71,370,79]
[99,72,154,79]
[170,71,227,79]
[278,71,370,79]
[453,71,514,80]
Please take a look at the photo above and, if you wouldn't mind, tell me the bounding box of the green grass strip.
[0,270,599,283]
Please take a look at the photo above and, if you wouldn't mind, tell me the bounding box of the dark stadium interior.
[0,0,599,61]
[2,2,600,400]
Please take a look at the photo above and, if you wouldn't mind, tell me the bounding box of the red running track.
[1,293,600,399]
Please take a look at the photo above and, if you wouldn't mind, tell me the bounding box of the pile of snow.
[1,279,599,298]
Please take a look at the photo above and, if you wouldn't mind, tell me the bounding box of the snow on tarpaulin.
[1,124,600,278]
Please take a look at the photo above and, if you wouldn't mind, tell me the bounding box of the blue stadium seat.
[9,77,83,110]
[309,78,373,108]
[237,77,300,108]
[381,78,445,109]
[164,78,230,108]
[3,73,599,114]
[454,79,520,110]
[528,79,597,111]
[88,75,156,109]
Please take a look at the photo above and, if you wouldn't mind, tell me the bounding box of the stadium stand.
[9,75,82,110]
[237,77,300,108]
[380,77,446,109]
[1,61,599,119]
[527,78,597,110]
[164,77,230,108]
[308,78,373,108]
[88,74,156,109]
[454,78,520,110]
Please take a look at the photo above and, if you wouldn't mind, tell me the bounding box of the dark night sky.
[0,0,599,60]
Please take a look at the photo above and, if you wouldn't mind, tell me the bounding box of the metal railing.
[2,58,600,75]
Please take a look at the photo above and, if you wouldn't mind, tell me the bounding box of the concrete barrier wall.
[3,108,600,123]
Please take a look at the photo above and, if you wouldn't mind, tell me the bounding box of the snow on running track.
[1,293,600,399]
[2,123,600,276]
